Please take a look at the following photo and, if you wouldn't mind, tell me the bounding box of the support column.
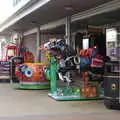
[65,16,71,45]
[36,27,41,62]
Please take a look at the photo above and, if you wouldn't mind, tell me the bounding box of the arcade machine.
[104,27,120,109]
[42,39,104,101]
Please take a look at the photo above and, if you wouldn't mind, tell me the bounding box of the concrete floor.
[0,84,119,120]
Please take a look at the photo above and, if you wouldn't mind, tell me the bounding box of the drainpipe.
[65,16,71,45]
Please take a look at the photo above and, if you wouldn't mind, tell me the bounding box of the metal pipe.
[65,16,71,45]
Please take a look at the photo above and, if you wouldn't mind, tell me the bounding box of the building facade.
[0,0,119,61]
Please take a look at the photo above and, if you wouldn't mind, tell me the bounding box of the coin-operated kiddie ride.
[42,39,104,101]
[10,48,49,90]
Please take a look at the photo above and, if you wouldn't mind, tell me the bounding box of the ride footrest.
[48,85,103,101]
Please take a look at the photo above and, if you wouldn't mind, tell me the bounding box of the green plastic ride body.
[50,56,58,94]
[45,56,58,94]
[47,56,103,101]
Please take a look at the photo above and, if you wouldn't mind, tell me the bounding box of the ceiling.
[40,9,120,34]
[1,0,113,34]
[80,9,120,26]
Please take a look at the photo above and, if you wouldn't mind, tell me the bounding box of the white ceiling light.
[64,5,73,11]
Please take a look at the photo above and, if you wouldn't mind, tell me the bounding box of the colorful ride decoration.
[81,85,97,98]
[79,46,104,68]
[24,51,35,63]
[79,46,104,98]
[0,42,35,64]
[4,45,19,62]
[15,63,49,85]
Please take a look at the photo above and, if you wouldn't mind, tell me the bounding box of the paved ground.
[0,83,119,120]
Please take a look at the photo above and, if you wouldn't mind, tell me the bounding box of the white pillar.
[36,27,41,62]
[0,41,1,59]
[65,16,71,45]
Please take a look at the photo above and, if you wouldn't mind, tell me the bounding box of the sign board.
[106,28,117,42]
[83,38,89,49]
[106,28,119,61]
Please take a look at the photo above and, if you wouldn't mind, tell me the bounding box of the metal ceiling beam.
[23,28,38,36]
[40,0,120,31]
[40,19,66,31]
[71,0,120,22]
[24,18,66,36]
